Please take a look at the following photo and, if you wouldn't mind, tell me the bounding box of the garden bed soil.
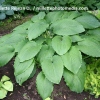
[0,16,100,100]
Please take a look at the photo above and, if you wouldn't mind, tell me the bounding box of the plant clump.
[0,11,100,99]
[84,59,100,98]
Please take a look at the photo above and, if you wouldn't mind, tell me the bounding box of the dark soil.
[0,15,100,100]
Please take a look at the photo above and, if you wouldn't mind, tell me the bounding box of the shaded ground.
[0,15,100,100]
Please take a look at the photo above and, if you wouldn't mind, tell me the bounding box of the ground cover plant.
[0,11,100,99]
[0,75,13,99]
[5,0,100,10]
[85,59,100,98]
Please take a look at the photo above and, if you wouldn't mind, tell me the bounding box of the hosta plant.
[0,75,13,99]
[0,11,100,99]
[0,0,14,20]
[5,0,100,10]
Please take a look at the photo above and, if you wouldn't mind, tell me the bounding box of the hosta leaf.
[0,13,6,20]
[51,19,85,36]
[41,55,63,84]
[46,38,52,46]
[86,28,100,41]
[67,11,81,19]
[1,75,10,82]
[14,56,33,76]
[52,36,71,55]
[36,72,53,99]
[87,28,100,36]
[62,46,82,74]
[13,21,31,31]
[0,88,7,99]
[18,41,41,62]
[70,35,83,42]
[6,10,14,15]
[75,14,100,29]
[63,68,85,93]
[35,36,46,45]
[45,97,51,100]
[0,46,15,67]
[77,38,100,57]
[0,33,26,48]
[37,45,54,62]
[31,12,45,22]
[62,11,81,19]
[29,66,36,79]
[15,39,28,52]
[46,11,63,24]
[2,81,13,91]
[27,20,49,40]
[0,34,10,43]
[15,59,35,85]
[81,60,86,72]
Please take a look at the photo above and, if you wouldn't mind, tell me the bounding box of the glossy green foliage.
[0,11,100,99]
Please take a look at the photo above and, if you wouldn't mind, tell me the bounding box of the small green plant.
[0,11,100,99]
[0,75,13,99]
[84,59,100,98]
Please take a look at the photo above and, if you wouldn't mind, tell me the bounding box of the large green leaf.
[62,46,82,74]
[31,12,45,22]
[15,39,28,53]
[46,11,63,24]
[14,56,33,76]
[18,41,41,62]
[63,68,85,93]
[37,45,54,62]
[0,34,11,44]
[75,14,100,29]
[51,19,85,36]
[62,11,81,19]
[15,59,35,85]
[77,38,100,57]
[0,33,26,48]
[52,36,71,55]
[13,21,31,31]
[27,20,49,40]
[41,55,63,84]
[36,72,53,99]
[0,46,15,67]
